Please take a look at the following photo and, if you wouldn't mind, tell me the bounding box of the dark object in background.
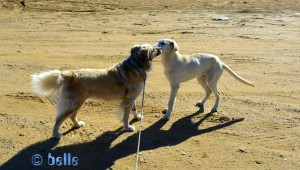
[20,0,25,7]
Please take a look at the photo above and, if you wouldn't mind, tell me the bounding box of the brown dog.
[31,44,161,139]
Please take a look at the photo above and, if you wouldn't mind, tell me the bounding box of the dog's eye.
[159,42,166,45]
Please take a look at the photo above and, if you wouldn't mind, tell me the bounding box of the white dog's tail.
[31,70,72,97]
[223,64,255,87]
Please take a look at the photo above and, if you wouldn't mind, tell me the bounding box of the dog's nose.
[156,48,161,55]
[154,44,162,49]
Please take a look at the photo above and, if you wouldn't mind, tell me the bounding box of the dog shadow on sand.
[1,109,244,170]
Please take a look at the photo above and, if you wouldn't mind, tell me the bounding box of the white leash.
[135,79,146,170]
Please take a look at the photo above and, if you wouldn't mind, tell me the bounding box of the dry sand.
[0,0,299,169]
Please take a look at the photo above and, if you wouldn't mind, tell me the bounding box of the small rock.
[139,157,147,163]
[181,151,187,155]
[202,152,208,158]
[238,148,247,153]
[20,0,25,7]
[255,160,263,164]
[19,133,26,137]
[213,17,229,21]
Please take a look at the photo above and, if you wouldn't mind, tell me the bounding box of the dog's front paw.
[195,102,205,113]
[162,108,168,114]
[74,120,85,128]
[211,108,218,113]
[162,114,170,121]
[134,114,143,121]
[124,125,135,132]
[195,102,204,108]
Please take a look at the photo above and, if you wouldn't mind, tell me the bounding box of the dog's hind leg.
[53,96,84,139]
[53,111,72,139]
[196,76,211,109]
[207,70,223,113]
[71,111,85,128]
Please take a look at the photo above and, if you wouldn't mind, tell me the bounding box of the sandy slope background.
[0,0,299,169]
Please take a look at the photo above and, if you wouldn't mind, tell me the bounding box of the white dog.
[31,44,161,139]
[156,38,255,120]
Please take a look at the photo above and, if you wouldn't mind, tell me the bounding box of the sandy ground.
[0,0,299,169]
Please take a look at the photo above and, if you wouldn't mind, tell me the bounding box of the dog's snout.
[154,43,162,49]
[155,47,161,55]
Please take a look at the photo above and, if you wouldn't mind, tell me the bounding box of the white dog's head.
[156,38,179,54]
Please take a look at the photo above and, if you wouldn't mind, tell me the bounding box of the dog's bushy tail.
[31,70,65,97]
[223,64,255,87]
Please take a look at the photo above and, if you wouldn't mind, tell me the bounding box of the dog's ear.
[139,48,149,60]
[170,41,179,52]
[131,45,142,54]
